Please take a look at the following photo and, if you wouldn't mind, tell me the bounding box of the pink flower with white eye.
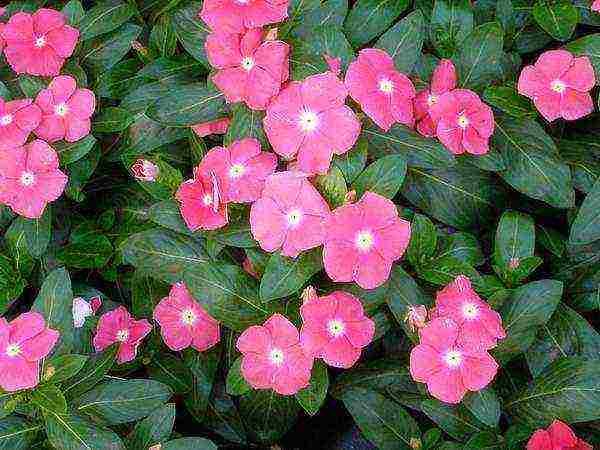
[131,159,159,183]
[429,89,494,155]
[191,118,231,137]
[1,9,79,76]
[0,98,41,148]
[153,282,220,352]
[197,138,277,203]
[200,0,290,35]
[264,72,361,175]
[300,290,375,369]
[527,420,592,450]
[414,59,457,137]
[345,48,416,131]
[250,171,330,258]
[593,0,600,12]
[409,317,499,404]
[237,314,313,395]
[0,140,68,219]
[405,305,428,333]
[175,170,228,231]
[0,312,59,392]
[93,306,152,364]
[34,76,96,143]
[206,28,289,110]
[518,49,596,122]
[323,192,411,290]
[432,275,506,350]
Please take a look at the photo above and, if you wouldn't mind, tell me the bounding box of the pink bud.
[89,296,102,313]
[131,159,159,182]
[405,305,428,333]
[242,258,258,278]
[323,53,342,76]
[265,27,279,41]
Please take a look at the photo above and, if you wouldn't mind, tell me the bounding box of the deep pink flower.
[93,306,152,364]
[518,50,596,122]
[429,89,494,155]
[250,171,330,258]
[0,140,68,219]
[0,312,59,392]
[300,290,375,369]
[34,76,96,143]
[236,314,313,395]
[154,282,220,352]
[1,9,79,76]
[131,159,159,182]
[264,72,361,175]
[200,0,289,35]
[0,98,41,148]
[89,296,102,313]
[345,48,416,131]
[593,0,600,12]
[323,192,411,289]
[191,118,231,137]
[175,170,228,231]
[405,305,428,333]
[527,420,593,450]
[414,59,457,137]
[410,317,499,404]
[206,28,289,110]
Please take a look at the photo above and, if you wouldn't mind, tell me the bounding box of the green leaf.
[533,0,578,41]
[407,213,437,267]
[482,86,537,119]
[43,354,88,384]
[430,0,473,57]
[465,432,504,450]
[18,75,46,98]
[57,234,114,269]
[344,0,409,48]
[31,384,67,414]
[569,179,600,245]
[418,255,481,286]
[93,107,134,132]
[173,1,210,66]
[463,388,501,428]
[436,232,485,267]
[226,357,252,396]
[282,0,348,38]
[162,438,218,450]
[314,166,348,208]
[375,11,425,73]
[567,33,600,78]
[421,400,486,442]
[0,255,26,315]
[536,224,565,257]
[351,155,407,199]
[150,15,178,58]
[78,0,136,41]
[127,404,175,450]
[7,208,51,258]
[494,210,536,268]
[62,1,85,26]
[296,361,329,416]
[148,200,193,236]
[63,345,118,400]
[569,266,600,312]
[224,103,268,148]
[208,222,256,248]
[80,24,143,74]
[0,417,40,450]
[239,390,300,444]
[44,412,125,450]
[333,137,368,184]
[55,135,97,166]
[148,354,193,395]
[184,348,221,417]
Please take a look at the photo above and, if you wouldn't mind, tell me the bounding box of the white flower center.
[116,329,129,342]
[55,102,68,116]
[34,36,46,48]
[355,230,374,252]
[286,209,303,227]
[0,114,13,126]
[427,94,438,107]
[229,163,245,178]
[551,79,566,93]
[203,193,213,206]
[5,343,20,357]
[181,309,197,325]
[298,110,319,132]
[462,303,479,320]
[327,319,345,337]
[269,348,284,366]
[457,114,469,129]
[241,56,255,71]
[444,350,462,368]
[379,78,394,94]
[19,171,35,187]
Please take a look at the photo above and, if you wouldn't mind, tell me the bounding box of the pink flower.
[593,0,600,12]
[89,296,102,313]
[0,98,41,148]
[73,297,94,328]
[93,306,152,364]
[300,290,375,369]
[243,257,259,278]
[175,170,228,231]
[197,138,277,203]
[0,312,59,392]
[324,53,342,76]
[206,28,289,110]
[154,282,220,352]
[1,9,79,76]
[429,89,494,155]
[250,171,330,258]
[405,305,428,333]
[518,50,596,122]
[345,48,416,131]
[410,317,499,404]
[0,140,68,219]
[191,118,231,137]
[414,59,457,137]
[200,0,289,35]
[34,75,96,143]
[0,23,5,53]
[264,72,361,175]
[131,159,159,182]
[527,420,593,450]
[323,192,411,289]
[236,314,313,395]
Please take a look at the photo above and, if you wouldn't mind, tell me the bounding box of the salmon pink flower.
[175,170,228,231]
[131,159,159,182]
[323,192,411,289]
[0,312,59,392]
[264,72,361,175]
[405,305,428,333]
[250,171,330,257]
[1,9,79,76]
[414,59,457,137]
[191,118,231,137]
[0,98,41,148]
[93,306,152,364]
[200,0,290,35]
[410,317,499,404]
[430,89,494,155]
[593,0,600,12]
[236,314,313,395]
[300,290,375,368]
[154,282,220,352]
[345,48,416,131]
[0,140,68,219]
[518,49,596,122]
[34,75,96,143]
[206,28,289,110]
[527,420,592,450]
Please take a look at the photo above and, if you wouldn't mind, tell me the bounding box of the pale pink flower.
[93,306,152,364]
[73,297,94,328]
[410,317,499,404]
[527,420,593,450]
[264,72,361,175]
[197,138,277,203]
[0,98,41,148]
[0,140,68,219]
[300,290,375,369]
[236,314,313,395]
[323,192,411,289]
[414,59,457,137]
[345,48,416,131]
[0,312,59,392]
[154,282,220,352]
[200,0,290,35]
[206,28,289,110]
[593,0,600,12]
[191,118,231,137]
[175,170,228,231]
[1,9,79,76]
[131,159,159,182]
[34,75,95,143]
[250,171,330,258]
[518,49,596,122]
[429,89,494,155]
[405,305,428,333]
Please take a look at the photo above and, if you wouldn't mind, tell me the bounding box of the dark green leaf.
[0,417,40,450]
[55,135,97,166]
[172,1,210,66]
[483,85,537,119]
[57,235,114,269]
[314,166,348,208]
[62,0,85,26]
[7,208,51,258]
[148,354,193,395]
[376,11,425,73]
[344,0,409,48]
[31,384,67,414]
[333,137,368,184]
[150,15,178,58]
[430,0,473,57]
[44,412,125,450]
[407,213,437,267]
[296,361,329,416]
[239,390,300,444]
[463,388,501,428]
[43,354,88,384]
[93,107,135,132]
[351,155,407,199]
[127,404,176,450]
[421,400,486,442]
[533,0,578,41]
[224,103,268,148]
[78,0,137,41]
[494,210,536,268]
[226,357,251,396]
[569,179,600,245]
[81,24,143,74]
[260,249,323,301]
[162,437,217,450]
[63,345,118,400]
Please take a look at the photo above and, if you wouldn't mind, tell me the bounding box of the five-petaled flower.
[200,0,290,35]
[527,420,592,450]
[176,169,229,231]
[0,98,41,148]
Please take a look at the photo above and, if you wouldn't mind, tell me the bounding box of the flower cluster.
[527,420,592,450]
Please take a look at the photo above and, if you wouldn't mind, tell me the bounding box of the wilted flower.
[131,159,159,183]
[405,305,428,333]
